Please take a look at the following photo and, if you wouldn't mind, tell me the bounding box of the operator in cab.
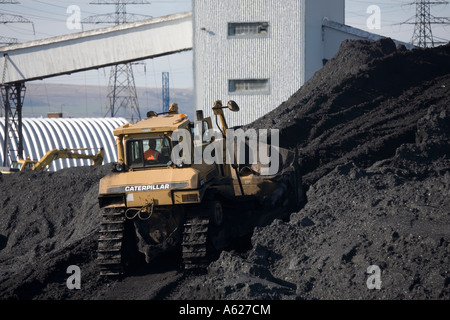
[144,139,160,161]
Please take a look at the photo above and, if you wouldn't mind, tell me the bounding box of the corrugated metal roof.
[0,117,127,170]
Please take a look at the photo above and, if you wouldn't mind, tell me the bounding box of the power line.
[82,0,151,122]
[0,0,35,46]
[403,0,450,47]
[84,0,151,25]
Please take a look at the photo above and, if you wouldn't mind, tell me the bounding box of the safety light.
[175,113,187,123]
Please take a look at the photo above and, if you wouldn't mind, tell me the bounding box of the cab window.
[126,136,172,168]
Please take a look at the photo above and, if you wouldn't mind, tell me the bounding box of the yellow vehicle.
[97,101,303,275]
[0,148,104,173]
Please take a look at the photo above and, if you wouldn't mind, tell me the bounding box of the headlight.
[113,162,125,172]
[176,160,185,168]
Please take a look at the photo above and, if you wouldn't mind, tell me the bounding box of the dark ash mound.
[245,39,450,186]
[0,165,111,299]
[0,39,448,300]
[171,39,450,300]
[172,104,450,300]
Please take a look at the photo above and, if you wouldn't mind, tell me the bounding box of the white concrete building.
[193,0,413,128]
[193,0,346,127]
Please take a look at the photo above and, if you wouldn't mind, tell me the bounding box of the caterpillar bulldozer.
[97,101,303,275]
[0,148,104,174]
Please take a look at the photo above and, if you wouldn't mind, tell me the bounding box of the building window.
[228,22,269,37]
[229,79,270,94]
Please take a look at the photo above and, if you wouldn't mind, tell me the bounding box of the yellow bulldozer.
[97,101,303,275]
[0,148,104,174]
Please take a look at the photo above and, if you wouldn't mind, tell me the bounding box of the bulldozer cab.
[115,112,216,172]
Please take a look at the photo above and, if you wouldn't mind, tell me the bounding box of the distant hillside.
[23,82,195,120]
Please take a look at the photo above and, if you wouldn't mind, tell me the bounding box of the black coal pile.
[172,106,449,299]
[0,165,111,299]
[0,38,449,300]
[245,38,450,187]
[170,39,450,300]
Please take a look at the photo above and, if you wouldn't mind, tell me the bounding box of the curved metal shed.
[0,117,127,170]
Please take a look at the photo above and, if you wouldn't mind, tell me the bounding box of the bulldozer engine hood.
[98,167,203,208]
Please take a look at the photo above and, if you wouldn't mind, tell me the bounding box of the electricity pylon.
[82,0,151,122]
[0,0,34,165]
[408,0,450,47]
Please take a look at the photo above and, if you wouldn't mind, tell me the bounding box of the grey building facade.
[193,0,345,127]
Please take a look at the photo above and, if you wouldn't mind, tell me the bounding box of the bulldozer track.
[181,216,211,270]
[97,207,125,276]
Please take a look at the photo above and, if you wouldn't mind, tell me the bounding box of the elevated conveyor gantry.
[0,12,192,166]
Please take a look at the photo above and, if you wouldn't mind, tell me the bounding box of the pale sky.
[0,0,449,89]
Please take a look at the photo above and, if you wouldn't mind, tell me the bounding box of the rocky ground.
[0,38,448,300]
